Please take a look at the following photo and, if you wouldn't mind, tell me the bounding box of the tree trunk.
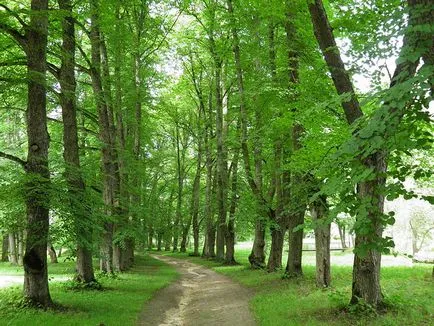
[206,223,216,258]
[8,233,18,265]
[311,195,331,287]
[17,231,25,266]
[337,224,348,249]
[173,124,184,252]
[180,221,191,253]
[191,126,203,256]
[228,0,270,268]
[267,223,286,272]
[1,235,8,262]
[225,124,240,265]
[90,0,115,274]
[148,226,154,251]
[47,243,58,264]
[157,234,162,251]
[59,0,95,283]
[285,212,304,277]
[266,25,286,272]
[249,220,266,268]
[203,106,215,258]
[215,57,227,262]
[23,0,52,307]
[284,7,306,278]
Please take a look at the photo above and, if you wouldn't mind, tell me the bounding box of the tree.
[307,0,433,307]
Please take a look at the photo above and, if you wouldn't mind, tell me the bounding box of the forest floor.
[138,255,256,326]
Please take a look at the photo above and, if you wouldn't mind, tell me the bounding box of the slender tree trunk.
[157,234,162,251]
[227,0,269,268]
[47,243,58,264]
[90,0,115,274]
[225,123,240,265]
[173,124,184,252]
[311,195,331,287]
[284,6,306,278]
[337,224,348,249]
[266,25,286,272]
[8,233,18,265]
[203,98,215,258]
[1,235,8,262]
[17,231,25,266]
[148,226,154,250]
[191,136,202,257]
[215,58,227,262]
[59,0,95,283]
[23,0,52,307]
[180,220,191,253]
[285,212,304,277]
[249,220,266,268]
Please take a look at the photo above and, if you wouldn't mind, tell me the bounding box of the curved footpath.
[138,255,256,326]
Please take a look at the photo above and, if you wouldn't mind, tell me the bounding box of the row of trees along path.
[0,0,432,313]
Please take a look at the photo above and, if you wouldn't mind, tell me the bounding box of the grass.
[0,254,178,326]
[163,249,433,326]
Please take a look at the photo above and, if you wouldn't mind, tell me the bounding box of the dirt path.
[138,255,256,326]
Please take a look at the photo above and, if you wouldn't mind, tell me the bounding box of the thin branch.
[76,43,92,70]
[0,4,28,28]
[73,18,91,38]
[0,150,27,168]
[0,22,27,49]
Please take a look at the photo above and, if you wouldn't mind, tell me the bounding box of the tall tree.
[307,0,432,307]
[22,0,52,307]
[58,0,95,283]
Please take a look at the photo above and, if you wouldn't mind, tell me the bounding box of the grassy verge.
[163,250,433,326]
[0,254,178,326]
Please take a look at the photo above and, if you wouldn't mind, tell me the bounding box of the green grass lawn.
[163,249,433,326]
[0,255,178,326]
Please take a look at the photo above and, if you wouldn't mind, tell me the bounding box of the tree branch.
[0,150,27,168]
[0,4,28,28]
[0,22,27,49]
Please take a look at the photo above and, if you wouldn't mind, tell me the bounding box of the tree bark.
[1,234,8,262]
[180,218,191,253]
[284,5,306,278]
[337,224,348,249]
[8,233,18,265]
[266,25,286,272]
[311,195,331,287]
[173,124,184,252]
[58,0,95,283]
[215,58,227,262]
[23,0,52,307]
[157,234,162,251]
[202,93,215,258]
[191,128,203,256]
[47,243,58,264]
[90,0,115,274]
[17,231,25,266]
[225,123,240,265]
[227,0,269,268]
